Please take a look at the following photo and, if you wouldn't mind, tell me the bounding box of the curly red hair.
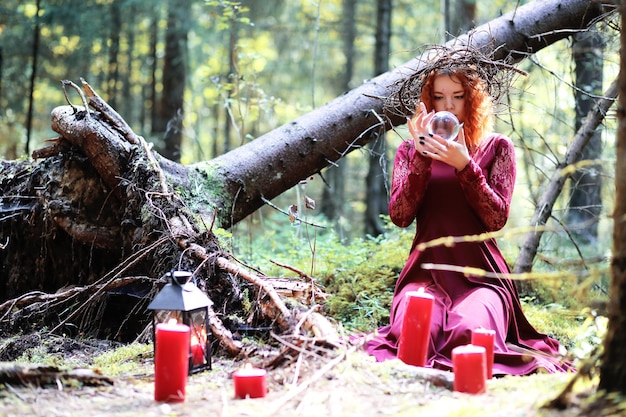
[419,69,493,148]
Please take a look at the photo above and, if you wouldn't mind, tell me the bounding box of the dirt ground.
[0,333,600,417]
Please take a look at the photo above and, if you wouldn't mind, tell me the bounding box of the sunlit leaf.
[288,204,298,223]
[304,196,316,210]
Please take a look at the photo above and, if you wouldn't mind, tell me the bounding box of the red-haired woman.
[364,67,570,375]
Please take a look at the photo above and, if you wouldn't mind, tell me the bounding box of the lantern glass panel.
[187,309,210,370]
[153,310,183,326]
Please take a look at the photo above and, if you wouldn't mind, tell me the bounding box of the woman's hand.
[407,103,470,171]
[407,102,433,149]
[426,127,471,171]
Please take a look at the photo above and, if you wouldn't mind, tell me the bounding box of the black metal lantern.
[147,270,212,374]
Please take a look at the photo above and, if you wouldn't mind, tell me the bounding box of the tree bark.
[154,0,190,162]
[25,0,41,156]
[566,27,604,245]
[320,0,356,234]
[599,0,626,395]
[446,0,477,40]
[364,0,392,238]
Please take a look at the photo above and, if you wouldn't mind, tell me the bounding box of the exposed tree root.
[0,80,340,362]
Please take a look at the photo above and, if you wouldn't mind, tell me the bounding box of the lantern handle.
[170,269,181,286]
[167,270,194,286]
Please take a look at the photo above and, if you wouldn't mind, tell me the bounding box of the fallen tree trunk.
[209,0,615,227]
[0,0,615,357]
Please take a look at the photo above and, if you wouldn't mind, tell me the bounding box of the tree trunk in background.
[148,4,159,136]
[106,0,121,110]
[364,0,391,237]
[155,0,190,162]
[121,2,136,128]
[223,15,237,153]
[0,47,3,105]
[445,0,476,40]
[212,101,220,158]
[320,0,355,239]
[599,1,626,395]
[566,27,604,245]
[25,0,41,156]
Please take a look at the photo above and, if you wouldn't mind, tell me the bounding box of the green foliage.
[521,301,582,349]
[235,206,608,366]
[205,0,252,31]
[12,340,80,368]
[235,213,412,330]
[315,234,401,331]
[3,335,150,375]
[568,309,607,361]
[92,343,152,376]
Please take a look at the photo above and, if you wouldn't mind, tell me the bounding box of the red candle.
[397,288,434,367]
[154,320,190,402]
[191,332,206,366]
[232,364,267,399]
[471,328,495,379]
[452,344,487,394]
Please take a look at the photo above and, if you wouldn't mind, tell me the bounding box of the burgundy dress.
[364,134,569,375]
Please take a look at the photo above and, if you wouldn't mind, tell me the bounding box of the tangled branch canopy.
[385,42,528,119]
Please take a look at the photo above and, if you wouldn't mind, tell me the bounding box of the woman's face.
[432,74,466,123]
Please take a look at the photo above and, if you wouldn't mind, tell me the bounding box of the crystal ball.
[428,111,460,140]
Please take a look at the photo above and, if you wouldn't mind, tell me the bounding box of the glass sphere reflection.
[428,111,460,140]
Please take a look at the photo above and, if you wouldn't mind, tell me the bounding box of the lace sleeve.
[456,136,516,231]
[388,140,432,227]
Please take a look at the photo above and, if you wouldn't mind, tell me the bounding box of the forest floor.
[0,333,609,417]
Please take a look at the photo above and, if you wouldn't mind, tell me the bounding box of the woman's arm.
[457,136,516,231]
[388,140,432,227]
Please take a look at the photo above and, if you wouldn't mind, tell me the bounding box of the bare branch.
[514,79,618,274]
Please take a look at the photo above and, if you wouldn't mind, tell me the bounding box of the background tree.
[599,0,626,395]
[148,2,160,139]
[320,0,356,239]
[25,0,42,156]
[153,0,191,162]
[566,26,605,245]
[105,0,121,110]
[364,0,392,237]
[444,0,476,40]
